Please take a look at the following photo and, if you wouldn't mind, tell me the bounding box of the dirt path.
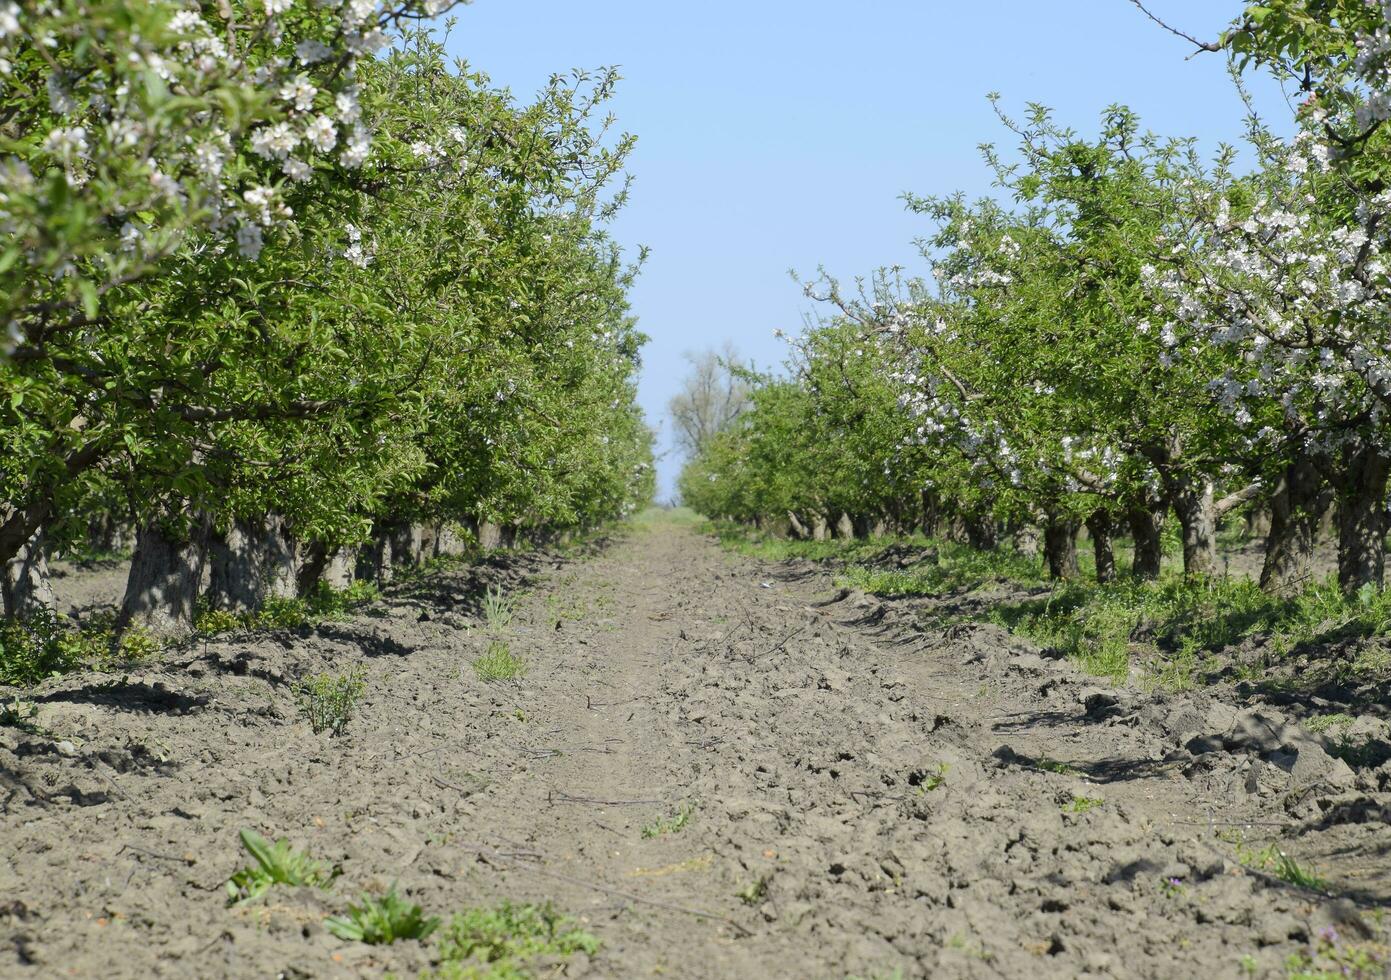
[3,518,1389,978]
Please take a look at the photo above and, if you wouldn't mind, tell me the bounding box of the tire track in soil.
[3,520,1388,978]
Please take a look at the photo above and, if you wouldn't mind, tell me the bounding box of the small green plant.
[912,763,948,793]
[429,901,599,979]
[736,875,770,906]
[226,829,336,905]
[1063,795,1104,814]
[293,667,367,735]
[472,640,525,682]
[1305,713,1356,735]
[482,585,514,631]
[0,694,40,733]
[325,886,440,944]
[1285,925,1389,979]
[1237,842,1328,892]
[641,802,696,839]
[0,609,156,686]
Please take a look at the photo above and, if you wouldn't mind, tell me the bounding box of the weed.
[1285,925,1389,979]
[226,829,335,904]
[0,609,159,686]
[482,586,513,632]
[196,582,382,638]
[910,763,948,793]
[1237,842,1328,892]
[1305,712,1356,734]
[429,901,598,979]
[325,886,439,944]
[293,667,367,735]
[736,875,770,906]
[0,694,40,733]
[472,640,525,682]
[1063,795,1104,814]
[641,802,696,839]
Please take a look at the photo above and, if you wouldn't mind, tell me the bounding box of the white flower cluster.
[0,0,456,289]
[1146,134,1391,450]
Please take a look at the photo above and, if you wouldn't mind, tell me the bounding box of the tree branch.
[1127,0,1220,54]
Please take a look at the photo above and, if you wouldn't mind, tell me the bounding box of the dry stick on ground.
[467,844,754,938]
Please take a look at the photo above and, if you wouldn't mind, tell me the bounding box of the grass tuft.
[472,640,525,682]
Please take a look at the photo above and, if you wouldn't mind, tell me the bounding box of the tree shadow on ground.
[34,679,208,715]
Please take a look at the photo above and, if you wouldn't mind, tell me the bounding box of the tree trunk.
[119,519,208,638]
[787,511,810,541]
[1337,444,1390,593]
[3,530,56,618]
[811,513,830,541]
[1170,477,1218,578]
[208,515,298,612]
[477,521,503,551]
[834,513,855,540]
[963,514,997,551]
[1260,452,1332,594]
[1126,501,1165,580]
[1042,514,1080,580]
[920,488,939,539]
[295,540,330,597]
[1086,509,1116,584]
[435,523,469,557]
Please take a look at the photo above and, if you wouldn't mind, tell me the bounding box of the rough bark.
[434,524,470,558]
[1125,501,1165,580]
[1260,454,1333,595]
[963,514,998,551]
[208,515,298,612]
[1336,444,1391,593]
[920,489,940,539]
[3,530,56,618]
[811,513,830,541]
[1086,509,1116,584]
[295,540,331,598]
[787,511,810,541]
[323,548,356,589]
[477,521,504,551]
[1042,515,1080,581]
[834,513,855,540]
[118,519,209,638]
[1170,477,1218,578]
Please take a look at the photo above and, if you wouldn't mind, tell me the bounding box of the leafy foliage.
[429,901,599,980]
[225,829,335,905]
[325,887,440,944]
[293,668,368,736]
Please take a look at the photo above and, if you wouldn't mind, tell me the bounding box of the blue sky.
[443,2,1294,498]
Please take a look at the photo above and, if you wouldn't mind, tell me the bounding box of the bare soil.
[3,519,1390,978]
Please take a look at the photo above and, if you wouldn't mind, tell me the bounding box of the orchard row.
[1,2,654,636]
[682,2,1391,596]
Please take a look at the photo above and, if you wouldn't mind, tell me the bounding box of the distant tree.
[668,344,752,457]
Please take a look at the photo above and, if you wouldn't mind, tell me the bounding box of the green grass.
[472,640,525,682]
[1063,795,1104,814]
[992,573,1391,686]
[707,521,1391,691]
[1236,841,1328,892]
[481,586,514,632]
[640,802,695,838]
[427,901,599,979]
